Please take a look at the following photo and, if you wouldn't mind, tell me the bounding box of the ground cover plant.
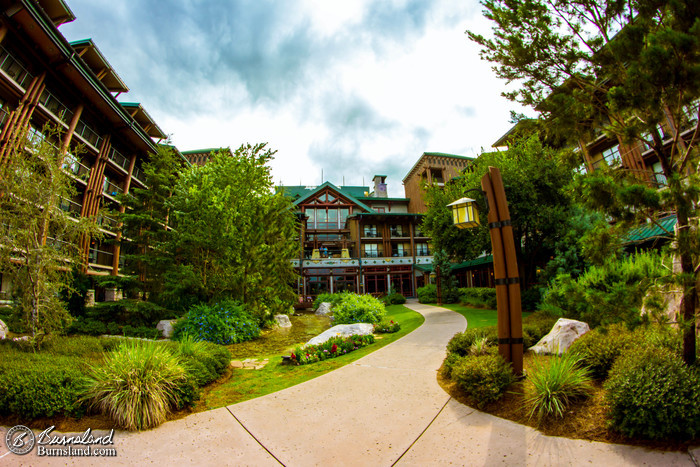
[290,335,375,365]
[374,319,401,333]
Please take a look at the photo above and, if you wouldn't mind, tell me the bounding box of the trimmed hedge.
[451,354,515,408]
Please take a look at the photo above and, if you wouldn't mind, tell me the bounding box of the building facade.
[402,152,475,213]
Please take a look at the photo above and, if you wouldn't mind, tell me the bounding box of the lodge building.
[0,0,182,298]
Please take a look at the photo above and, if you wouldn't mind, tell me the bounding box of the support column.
[0,72,46,165]
[60,103,84,157]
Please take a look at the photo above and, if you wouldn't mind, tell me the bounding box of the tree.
[117,144,182,300]
[422,135,577,288]
[161,143,299,321]
[0,126,101,339]
[469,0,700,364]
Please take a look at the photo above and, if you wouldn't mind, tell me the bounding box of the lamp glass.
[447,197,480,229]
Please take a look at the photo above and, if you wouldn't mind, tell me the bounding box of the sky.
[59,0,529,197]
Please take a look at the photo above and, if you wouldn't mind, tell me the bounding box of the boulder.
[306,323,374,346]
[156,320,177,338]
[315,302,332,316]
[274,314,292,328]
[530,318,590,355]
[0,319,7,339]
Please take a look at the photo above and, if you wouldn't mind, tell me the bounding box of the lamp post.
[448,166,523,376]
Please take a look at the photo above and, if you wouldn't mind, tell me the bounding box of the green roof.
[415,255,493,273]
[423,152,475,160]
[279,182,375,213]
[624,215,676,244]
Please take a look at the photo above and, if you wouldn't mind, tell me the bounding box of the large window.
[363,243,383,258]
[305,207,350,230]
[415,243,430,256]
[393,243,411,257]
[390,225,406,237]
[652,161,667,187]
[363,224,378,237]
[601,145,621,167]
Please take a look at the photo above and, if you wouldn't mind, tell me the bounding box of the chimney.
[372,175,388,198]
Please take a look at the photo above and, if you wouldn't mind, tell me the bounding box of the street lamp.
[447,167,523,376]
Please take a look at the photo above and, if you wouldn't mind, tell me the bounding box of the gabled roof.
[70,39,129,93]
[281,182,375,213]
[120,102,167,140]
[402,151,475,183]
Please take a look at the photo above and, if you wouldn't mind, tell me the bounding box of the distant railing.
[89,248,114,267]
[103,179,123,197]
[38,88,74,125]
[0,45,34,89]
[46,236,72,252]
[131,165,145,183]
[97,215,119,231]
[58,197,82,217]
[61,155,91,181]
[74,120,102,149]
[108,147,130,172]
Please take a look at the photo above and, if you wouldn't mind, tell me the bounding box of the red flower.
[331,343,338,353]
[291,353,296,360]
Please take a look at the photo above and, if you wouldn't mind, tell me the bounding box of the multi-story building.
[402,151,475,213]
[0,0,182,299]
[279,175,433,303]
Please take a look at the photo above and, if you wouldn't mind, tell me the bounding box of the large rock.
[156,320,177,338]
[315,302,332,316]
[306,323,374,346]
[0,319,7,339]
[530,318,590,355]
[274,314,292,328]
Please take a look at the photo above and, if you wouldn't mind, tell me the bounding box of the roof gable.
[289,182,375,213]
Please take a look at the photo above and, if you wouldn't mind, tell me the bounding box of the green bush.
[87,300,176,327]
[332,293,386,325]
[67,317,108,336]
[524,353,593,421]
[417,284,437,303]
[121,324,161,340]
[446,326,498,357]
[450,354,515,408]
[605,347,700,440]
[166,338,231,387]
[0,354,86,418]
[541,251,667,328]
[381,292,406,305]
[567,323,634,379]
[459,287,497,309]
[81,341,188,431]
[312,292,346,310]
[173,301,260,345]
[374,319,401,333]
[521,287,543,311]
[291,334,375,365]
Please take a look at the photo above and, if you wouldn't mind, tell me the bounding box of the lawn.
[437,303,532,328]
[196,304,424,410]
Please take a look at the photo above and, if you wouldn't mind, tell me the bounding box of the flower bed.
[290,334,375,365]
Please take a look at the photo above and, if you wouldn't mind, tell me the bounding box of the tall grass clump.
[524,353,593,421]
[81,341,187,431]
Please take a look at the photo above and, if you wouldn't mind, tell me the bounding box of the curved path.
[3,301,697,466]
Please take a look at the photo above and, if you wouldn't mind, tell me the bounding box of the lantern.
[447,197,480,229]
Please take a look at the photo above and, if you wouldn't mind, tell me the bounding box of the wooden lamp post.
[448,166,523,376]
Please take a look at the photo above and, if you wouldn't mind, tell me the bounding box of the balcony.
[46,236,72,253]
[38,89,74,125]
[362,231,379,238]
[62,156,90,182]
[74,120,102,149]
[390,229,407,238]
[89,248,114,268]
[0,45,33,89]
[96,215,119,232]
[391,250,412,257]
[58,197,82,217]
[103,180,123,197]
[131,165,145,183]
[108,147,130,172]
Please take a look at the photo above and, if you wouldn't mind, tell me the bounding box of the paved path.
[3,301,698,466]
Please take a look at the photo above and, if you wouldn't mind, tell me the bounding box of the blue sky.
[59,0,527,196]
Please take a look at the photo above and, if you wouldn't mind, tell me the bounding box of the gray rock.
[306,323,374,346]
[274,314,292,328]
[315,302,332,316]
[156,320,177,338]
[0,319,7,339]
[530,318,590,355]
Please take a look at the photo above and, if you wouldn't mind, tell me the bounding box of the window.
[363,244,383,258]
[390,225,405,237]
[393,243,411,257]
[363,225,378,237]
[601,145,621,167]
[682,99,700,128]
[652,161,667,187]
[415,243,430,256]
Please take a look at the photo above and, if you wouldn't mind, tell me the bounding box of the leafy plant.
[374,319,401,333]
[567,323,635,379]
[446,326,498,357]
[524,353,593,421]
[605,347,700,440]
[312,292,346,310]
[81,341,187,431]
[173,301,260,345]
[450,354,515,408]
[290,334,375,365]
[459,287,497,309]
[331,293,385,325]
[417,284,437,304]
[381,292,406,305]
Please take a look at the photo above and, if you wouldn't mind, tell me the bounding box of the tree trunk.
[677,214,697,366]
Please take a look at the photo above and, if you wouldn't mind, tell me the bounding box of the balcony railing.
[89,248,114,267]
[96,215,119,231]
[390,229,407,238]
[391,251,412,257]
[74,120,102,149]
[46,236,72,252]
[0,45,34,89]
[103,180,123,197]
[62,155,90,181]
[58,197,82,217]
[363,231,379,238]
[108,147,130,172]
[38,89,73,125]
[363,252,384,258]
[131,165,145,183]
[0,107,9,129]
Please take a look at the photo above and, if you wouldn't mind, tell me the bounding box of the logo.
[6,425,35,455]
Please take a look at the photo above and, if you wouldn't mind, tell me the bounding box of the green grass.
[438,303,531,329]
[198,304,424,410]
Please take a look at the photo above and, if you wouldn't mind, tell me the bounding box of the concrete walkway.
[3,301,698,466]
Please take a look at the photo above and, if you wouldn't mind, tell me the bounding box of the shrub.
[567,323,634,379]
[522,312,559,348]
[524,353,593,421]
[290,334,375,365]
[450,354,515,408]
[81,341,187,431]
[521,287,543,311]
[67,317,107,336]
[541,251,667,328]
[417,284,437,303]
[166,337,231,387]
[446,326,498,357]
[374,319,401,333]
[459,287,497,309]
[312,292,346,310]
[0,354,86,418]
[121,324,161,340]
[88,300,176,327]
[173,301,260,345]
[605,347,700,440]
[332,293,386,325]
[381,292,406,305]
